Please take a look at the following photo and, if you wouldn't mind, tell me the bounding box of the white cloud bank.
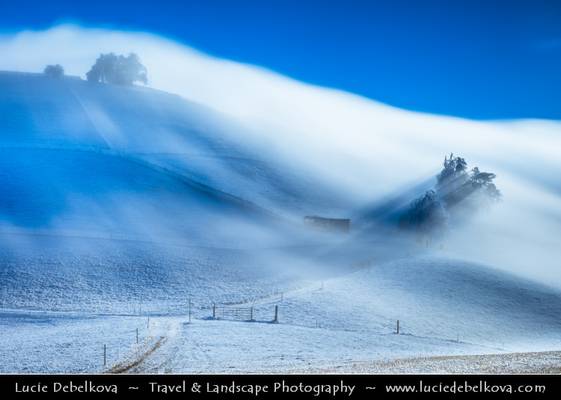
[1,25,561,284]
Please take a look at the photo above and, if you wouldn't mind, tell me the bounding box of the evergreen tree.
[44,64,64,78]
[86,53,147,85]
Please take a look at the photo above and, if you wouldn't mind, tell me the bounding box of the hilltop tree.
[468,167,501,202]
[400,154,501,237]
[437,153,468,188]
[436,154,501,208]
[401,190,448,236]
[86,53,147,86]
[43,64,64,78]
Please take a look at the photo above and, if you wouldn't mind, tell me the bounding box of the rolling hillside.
[1,69,561,373]
[0,71,354,220]
[0,71,352,314]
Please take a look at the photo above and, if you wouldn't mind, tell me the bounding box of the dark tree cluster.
[401,154,501,236]
[402,189,448,236]
[437,153,501,208]
[86,53,147,86]
[43,64,64,78]
[42,53,147,86]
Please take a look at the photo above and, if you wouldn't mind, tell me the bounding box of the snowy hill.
[269,256,561,350]
[0,71,353,221]
[0,147,268,234]
[0,23,561,372]
[0,71,352,315]
[5,254,561,373]
[2,25,561,284]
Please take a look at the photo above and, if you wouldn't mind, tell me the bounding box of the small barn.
[303,216,351,233]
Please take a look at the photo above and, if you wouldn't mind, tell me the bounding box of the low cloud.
[1,25,561,284]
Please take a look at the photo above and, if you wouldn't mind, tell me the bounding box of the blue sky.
[1,0,560,120]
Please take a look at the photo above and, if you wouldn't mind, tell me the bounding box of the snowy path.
[118,316,489,373]
[115,317,561,374]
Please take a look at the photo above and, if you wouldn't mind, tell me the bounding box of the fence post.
[103,344,107,367]
[273,305,278,323]
[136,328,139,344]
[212,303,216,319]
[396,320,400,334]
[147,317,150,329]
[250,307,254,321]
[188,296,192,323]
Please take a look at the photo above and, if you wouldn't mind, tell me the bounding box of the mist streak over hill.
[0,24,561,287]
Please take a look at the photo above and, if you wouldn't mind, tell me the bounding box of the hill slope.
[0,71,348,313]
[0,71,354,219]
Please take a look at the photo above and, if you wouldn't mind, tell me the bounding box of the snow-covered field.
[122,255,561,373]
[0,311,148,373]
[3,254,561,373]
[319,351,561,374]
[0,235,302,313]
